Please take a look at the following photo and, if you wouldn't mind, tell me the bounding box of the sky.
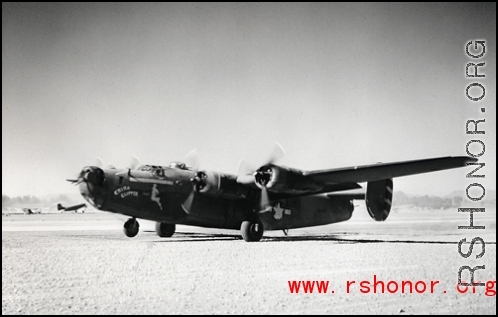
[2,3,496,198]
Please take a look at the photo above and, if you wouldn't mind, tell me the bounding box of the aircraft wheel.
[123,218,139,237]
[156,222,175,237]
[241,218,264,242]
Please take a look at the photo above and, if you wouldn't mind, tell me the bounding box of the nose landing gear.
[124,218,139,237]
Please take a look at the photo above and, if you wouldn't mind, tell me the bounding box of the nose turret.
[68,166,107,208]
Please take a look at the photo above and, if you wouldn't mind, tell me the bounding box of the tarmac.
[2,207,496,314]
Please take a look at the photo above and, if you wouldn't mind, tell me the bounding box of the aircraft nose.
[78,180,90,197]
[73,166,107,208]
[82,166,105,186]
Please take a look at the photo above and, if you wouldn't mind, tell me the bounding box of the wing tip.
[453,156,479,165]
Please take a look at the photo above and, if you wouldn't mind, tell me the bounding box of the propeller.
[116,155,141,179]
[236,142,285,180]
[93,157,104,168]
[260,186,270,210]
[265,142,286,166]
[236,142,286,210]
[127,155,141,170]
[236,161,273,209]
[67,157,104,184]
[66,166,104,186]
[184,149,200,171]
[68,156,140,184]
[93,155,141,172]
[183,143,285,212]
[182,149,202,212]
[236,159,255,184]
[190,171,208,192]
[66,172,84,185]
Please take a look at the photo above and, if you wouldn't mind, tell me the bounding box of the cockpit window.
[139,165,152,172]
[168,161,187,170]
[153,169,165,177]
[139,162,188,172]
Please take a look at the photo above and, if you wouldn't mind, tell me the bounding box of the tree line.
[394,191,495,210]
[2,194,71,207]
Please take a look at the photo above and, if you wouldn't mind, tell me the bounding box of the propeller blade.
[182,190,195,212]
[115,169,138,180]
[236,159,256,184]
[265,142,286,165]
[236,142,286,184]
[260,186,270,210]
[185,149,199,171]
[236,159,253,177]
[93,157,104,168]
[67,169,86,185]
[128,155,141,170]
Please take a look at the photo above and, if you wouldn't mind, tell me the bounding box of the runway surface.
[2,207,496,314]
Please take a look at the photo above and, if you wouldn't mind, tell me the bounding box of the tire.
[124,218,139,238]
[156,222,176,237]
[240,218,264,242]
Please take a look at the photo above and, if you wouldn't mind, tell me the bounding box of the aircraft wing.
[303,156,477,184]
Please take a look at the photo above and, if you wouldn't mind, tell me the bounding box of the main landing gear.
[124,218,139,237]
[123,219,176,238]
[240,217,264,242]
[156,222,176,237]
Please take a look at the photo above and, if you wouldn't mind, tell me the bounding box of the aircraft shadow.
[145,230,242,243]
[261,235,461,244]
[143,231,493,244]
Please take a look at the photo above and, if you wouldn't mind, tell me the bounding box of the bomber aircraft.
[67,149,477,242]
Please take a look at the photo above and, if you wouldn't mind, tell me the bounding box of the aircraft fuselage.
[78,166,354,231]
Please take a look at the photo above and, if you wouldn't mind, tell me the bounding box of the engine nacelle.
[366,178,393,221]
[192,170,248,200]
[254,165,324,194]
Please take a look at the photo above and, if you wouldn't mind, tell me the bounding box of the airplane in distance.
[67,148,477,242]
[22,208,42,215]
[57,203,87,213]
[17,202,86,215]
